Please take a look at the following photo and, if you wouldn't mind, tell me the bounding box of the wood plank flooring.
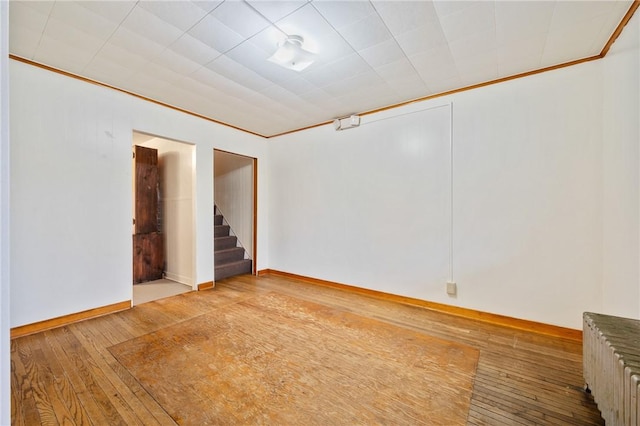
[11,274,604,425]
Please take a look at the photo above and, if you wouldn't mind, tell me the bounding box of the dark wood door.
[134,145,159,234]
[133,145,164,284]
[133,233,164,284]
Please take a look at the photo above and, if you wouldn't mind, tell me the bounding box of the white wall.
[269,105,452,296]
[452,63,603,328]
[1,0,11,422]
[9,60,269,327]
[138,136,195,286]
[268,16,640,329]
[601,11,640,319]
[214,151,254,258]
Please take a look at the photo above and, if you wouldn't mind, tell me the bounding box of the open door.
[214,150,257,277]
[132,145,164,284]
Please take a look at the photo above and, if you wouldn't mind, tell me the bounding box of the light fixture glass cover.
[268,35,315,71]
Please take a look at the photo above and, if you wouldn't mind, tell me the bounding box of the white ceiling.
[9,0,634,137]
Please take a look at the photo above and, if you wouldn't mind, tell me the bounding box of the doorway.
[132,131,196,304]
[214,149,257,276]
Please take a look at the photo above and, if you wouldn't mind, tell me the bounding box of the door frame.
[213,149,258,275]
[132,131,197,288]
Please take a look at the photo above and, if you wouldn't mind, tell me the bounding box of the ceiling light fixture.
[268,35,315,72]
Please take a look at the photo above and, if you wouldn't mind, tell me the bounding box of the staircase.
[214,207,252,280]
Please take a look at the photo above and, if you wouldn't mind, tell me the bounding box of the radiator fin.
[583,312,640,426]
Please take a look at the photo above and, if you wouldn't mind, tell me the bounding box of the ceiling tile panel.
[495,1,555,42]
[155,82,203,109]
[374,57,420,83]
[448,29,497,60]
[311,1,376,29]
[138,0,211,32]
[322,71,385,97]
[438,1,496,43]
[456,53,499,86]
[550,1,622,30]
[205,55,272,93]
[497,34,545,70]
[8,1,50,58]
[192,1,224,15]
[297,88,341,108]
[211,1,270,39]
[497,55,544,78]
[542,15,610,64]
[121,5,184,48]
[49,2,119,40]
[138,65,186,87]
[275,3,336,52]
[222,39,268,67]
[275,76,319,95]
[592,6,633,51]
[190,66,231,88]
[9,1,50,33]
[76,1,137,25]
[307,31,355,66]
[394,21,448,56]
[304,54,371,87]
[152,49,203,76]
[433,1,477,18]
[410,47,458,84]
[175,74,225,97]
[246,25,288,55]
[358,38,406,69]
[124,72,170,98]
[109,26,167,62]
[250,63,300,86]
[8,26,42,59]
[34,37,95,74]
[14,0,54,16]
[35,16,104,68]
[373,0,439,36]
[246,1,308,23]
[425,75,463,96]
[168,34,222,66]
[188,13,244,53]
[338,12,393,51]
[88,42,148,74]
[82,54,137,85]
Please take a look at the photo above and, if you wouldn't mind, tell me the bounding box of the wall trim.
[197,281,215,291]
[7,55,266,138]
[600,0,640,57]
[266,55,601,138]
[257,269,582,342]
[253,157,258,275]
[10,301,131,339]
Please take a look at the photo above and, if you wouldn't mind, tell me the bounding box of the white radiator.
[583,312,640,426]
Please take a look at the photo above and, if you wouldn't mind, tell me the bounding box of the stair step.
[215,259,252,280]
[214,224,230,238]
[214,214,223,226]
[214,235,237,250]
[214,247,245,264]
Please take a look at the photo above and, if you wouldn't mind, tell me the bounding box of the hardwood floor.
[11,274,603,425]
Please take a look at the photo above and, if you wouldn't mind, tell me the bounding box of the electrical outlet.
[446,281,457,296]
